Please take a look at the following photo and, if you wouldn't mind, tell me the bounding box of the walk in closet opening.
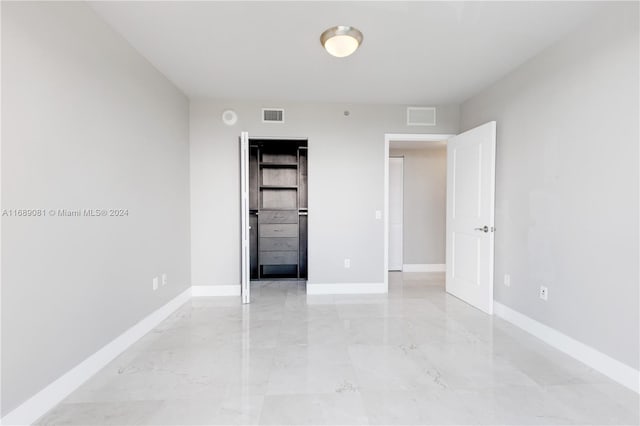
[248,139,308,280]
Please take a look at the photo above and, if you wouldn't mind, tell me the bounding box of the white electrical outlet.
[375,210,382,220]
[504,274,511,287]
[344,258,351,268]
[539,286,548,301]
[152,277,159,291]
[162,273,167,286]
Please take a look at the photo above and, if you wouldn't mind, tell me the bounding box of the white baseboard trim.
[402,263,446,272]
[191,285,240,297]
[1,287,192,426]
[306,282,387,295]
[494,301,639,393]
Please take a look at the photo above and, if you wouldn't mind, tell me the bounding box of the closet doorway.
[240,134,308,303]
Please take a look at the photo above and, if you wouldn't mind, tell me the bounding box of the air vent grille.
[407,107,436,126]
[262,108,285,123]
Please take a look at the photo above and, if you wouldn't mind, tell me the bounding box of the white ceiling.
[90,1,608,105]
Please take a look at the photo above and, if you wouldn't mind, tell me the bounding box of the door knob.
[474,226,489,233]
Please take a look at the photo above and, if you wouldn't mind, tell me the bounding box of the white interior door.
[388,157,404,271]
[445,121,496,314]
[240,131,250,304]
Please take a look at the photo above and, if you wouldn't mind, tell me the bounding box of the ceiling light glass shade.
[320,26,363,58]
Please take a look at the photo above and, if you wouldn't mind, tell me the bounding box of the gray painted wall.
[460,5,639,369]
[190,101,459,288]
[2,2,191,414]
[389,146,447,265]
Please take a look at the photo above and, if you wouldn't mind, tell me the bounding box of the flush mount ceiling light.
[320,26,363,58]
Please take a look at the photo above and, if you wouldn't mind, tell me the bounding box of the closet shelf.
[260,185,298,189]
[259,162,298,168]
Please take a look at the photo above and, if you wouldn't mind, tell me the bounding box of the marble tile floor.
[37,272,639,425]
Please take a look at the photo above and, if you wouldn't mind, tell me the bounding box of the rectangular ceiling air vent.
[262,108,285,123]
[407,107,436,126]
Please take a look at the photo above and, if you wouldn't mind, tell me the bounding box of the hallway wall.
[389,145,447,266]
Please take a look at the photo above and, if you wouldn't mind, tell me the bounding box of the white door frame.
[240,132,250,304]
[383,133,455,291]
[388,156,404,271]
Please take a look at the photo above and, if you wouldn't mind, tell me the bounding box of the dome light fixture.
[320,26,363,58]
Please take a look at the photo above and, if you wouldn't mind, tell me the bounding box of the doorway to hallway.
[384,123,496,314]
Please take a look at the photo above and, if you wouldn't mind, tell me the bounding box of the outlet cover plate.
[539,286,548,301]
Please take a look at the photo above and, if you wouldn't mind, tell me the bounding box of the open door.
[445,121,496,314]
[240,131,250,304]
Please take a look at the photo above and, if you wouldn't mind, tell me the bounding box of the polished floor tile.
[36,273,639,425]
[259,392,368,425]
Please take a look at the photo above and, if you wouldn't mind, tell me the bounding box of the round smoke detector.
[222,109,238,126]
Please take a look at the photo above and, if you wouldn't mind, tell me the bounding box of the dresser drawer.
[260,237,298,251]
[259,210,298,224]
[259,250,298,265]
[259,223,298,238]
